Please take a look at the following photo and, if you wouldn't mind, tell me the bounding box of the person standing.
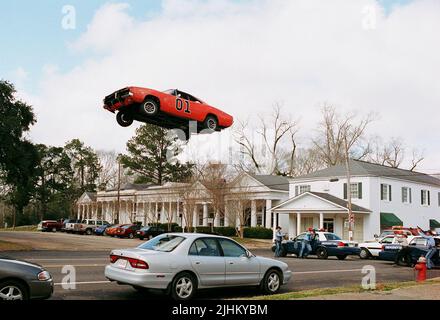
[274,226,284,257]
[417,227,437,269]
[299,228,313,258]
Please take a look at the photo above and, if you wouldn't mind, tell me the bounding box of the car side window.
[189,238,221,257]
[381,237,393,244]
[295,233,306,241]
[97,221,102,226]
[218,239,246,257]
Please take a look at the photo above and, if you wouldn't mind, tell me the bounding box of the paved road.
[4,249,440,300]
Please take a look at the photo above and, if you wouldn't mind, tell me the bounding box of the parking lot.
[2,231,440,300]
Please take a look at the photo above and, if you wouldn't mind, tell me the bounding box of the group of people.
[274,226,316,258]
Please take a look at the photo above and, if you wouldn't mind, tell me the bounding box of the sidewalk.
[302,281,440,300]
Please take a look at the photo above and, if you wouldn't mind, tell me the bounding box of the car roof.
[164,233,232,240]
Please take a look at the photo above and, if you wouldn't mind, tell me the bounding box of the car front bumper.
[283,270,292,284]
[105,265,174,290]
[28,279,54,300]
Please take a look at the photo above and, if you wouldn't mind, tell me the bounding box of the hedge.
[243,227,273,239]
[173,226,237,236]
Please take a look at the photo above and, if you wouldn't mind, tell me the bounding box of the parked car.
[94,223,113,236]
[379,236,440,266]
[378,226,419,238]
[358,235,416,259]
[37,220,64,232]
[103,87,234,137]
[271,232,360,260]
[72,219,111,235]
[115,224,142,239]
[0,255,53,300]
[105,233,292,300]
[105,224,124,237]
[61,219,80,232]
[136,225,165,240]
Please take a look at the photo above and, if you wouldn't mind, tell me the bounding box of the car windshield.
[163,89,176,96]
[141,226,151,231]
[138,235,185,252]
[324,233,341,240]
[122,225,132,229]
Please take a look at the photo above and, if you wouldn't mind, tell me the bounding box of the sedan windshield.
[324,233,341,241]
[138,235,185,252]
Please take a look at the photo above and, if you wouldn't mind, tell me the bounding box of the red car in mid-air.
[103,87,233,137]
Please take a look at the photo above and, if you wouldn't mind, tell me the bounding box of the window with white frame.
[421,189,431,206]
[381,183,392,201]
[344,182,362,199]
[401,187,412,204]
[295,184,311,196]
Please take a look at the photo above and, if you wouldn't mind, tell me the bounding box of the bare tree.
[312,105,376,166]
[233,104,300,175]
[226,183,252,239]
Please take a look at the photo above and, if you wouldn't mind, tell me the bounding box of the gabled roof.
[272,191,371,213]
[249,174,289,191]
[84,192,97,201]
[295,160,440,187]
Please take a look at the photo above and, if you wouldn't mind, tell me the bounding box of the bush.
[243,227,273,239]
[172,226,237,236]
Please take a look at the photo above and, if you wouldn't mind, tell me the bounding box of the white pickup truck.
[72,219,110,235]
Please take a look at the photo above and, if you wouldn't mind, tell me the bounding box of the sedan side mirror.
[246,250,253,259]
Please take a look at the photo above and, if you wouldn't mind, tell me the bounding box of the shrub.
[172,226,237,236]
[243,227,273,239]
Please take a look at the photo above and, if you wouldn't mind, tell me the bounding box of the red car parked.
[115,224,142,239]
[103,87,233,137]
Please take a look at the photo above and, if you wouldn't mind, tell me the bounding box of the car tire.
[139,237,144,240]
[85,229,92,236]
[396,254,412,267]
[52,227,57,232]
[116,111,134,127]
[359,248,371,259]
[316,247,328,259]
[128,233,134,239]
[0,280,29,301]
[140,98,159,116]
[260,269,282,295]
[203,115,219,131]
[170,272,197,301]
[337,255,347,260]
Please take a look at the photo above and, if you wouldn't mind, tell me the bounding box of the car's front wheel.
[128,233,134,239]
[359,248,371,259]
[396,254,412,267]
[260,269,282,294]
[116,111,134,127]
[316,247,328,259]
[85,229,92,236]
[140,98,159,116]
[170,272,197,300]
[0,280,28,301]
[204,115,219,131]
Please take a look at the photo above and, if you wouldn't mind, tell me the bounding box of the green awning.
[430,219,440,229]
[380,212,403,228]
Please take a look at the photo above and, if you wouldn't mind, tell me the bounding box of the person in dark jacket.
[274,226,284,257]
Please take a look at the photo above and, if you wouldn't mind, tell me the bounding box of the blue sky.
[1,0,414,94]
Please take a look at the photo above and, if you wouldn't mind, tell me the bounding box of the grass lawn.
[0,240,32,251]
[231,237,272,248]
[245,279,440,300]
[0,225,37,232]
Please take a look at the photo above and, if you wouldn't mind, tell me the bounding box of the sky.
[1,0,440,173]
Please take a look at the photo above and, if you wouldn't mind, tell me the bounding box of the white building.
[76,173,290,229]
[272,160,440,241]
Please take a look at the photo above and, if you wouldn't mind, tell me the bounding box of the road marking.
[293,269,363,275]
[54,280,111,286]
[44,264,107,268]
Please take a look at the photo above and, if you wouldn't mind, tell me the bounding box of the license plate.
[115,259,128,269]
[387,245,401,250]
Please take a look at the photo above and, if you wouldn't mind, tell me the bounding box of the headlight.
[37,271,52,281]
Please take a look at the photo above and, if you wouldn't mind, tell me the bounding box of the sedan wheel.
[359,248,370,259]
[140,99,159,116]
[204,115,218,131]
[316,247,328,259]
[128,233,134,239]
[0,281,27,301]
[171,273,196,300]
[261,269,281,294]
[116,111,134,127]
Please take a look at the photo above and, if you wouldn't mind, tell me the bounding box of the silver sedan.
[105,233,292,300]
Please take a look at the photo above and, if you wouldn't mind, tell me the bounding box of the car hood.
[0,256,44,270]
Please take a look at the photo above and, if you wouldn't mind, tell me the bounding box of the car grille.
[103,88,131,106]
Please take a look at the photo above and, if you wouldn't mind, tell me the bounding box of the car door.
[218,238,261,285]
[291,233,306,254]
[188,238,225,287]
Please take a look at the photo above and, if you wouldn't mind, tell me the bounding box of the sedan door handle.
[195,261,201,265]
[229,262,234,265]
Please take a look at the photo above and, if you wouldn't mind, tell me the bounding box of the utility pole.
[343,135,354,242]
[116,160,121,224]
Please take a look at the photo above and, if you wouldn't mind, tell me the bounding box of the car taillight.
[381,245,385,251]
[127,258,149,269]
[337,242,345,247]
[110,254,119,263]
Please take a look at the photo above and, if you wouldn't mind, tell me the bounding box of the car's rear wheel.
[116,111,133,127]
[85,229,92,236]
[260,269,282,295]
[337,255,347,260]
[128,233,134,239]
[316,247,328,259]
[396,254,412,267]
[52,227,57,232]
[140,98,159,116]
[0,281,28,301]
[170,272,197,301]
[359,248,371,259]
[204,115,219,131]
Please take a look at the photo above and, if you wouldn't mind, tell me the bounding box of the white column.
[289,213,296,239]
[160,202,165,223]
[319,212,324,230]
[169,201,173,223]
[176,201,180,225]
[250,200,257,227]
[193,205,198,227]
[155,202,158,223]
[203,203,209,227]
[297,212,301,235]
[265,199,272,229]
[214,209,220,227]
[77,205,81,220]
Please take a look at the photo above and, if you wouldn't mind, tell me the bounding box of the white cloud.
[26,0,440,172]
